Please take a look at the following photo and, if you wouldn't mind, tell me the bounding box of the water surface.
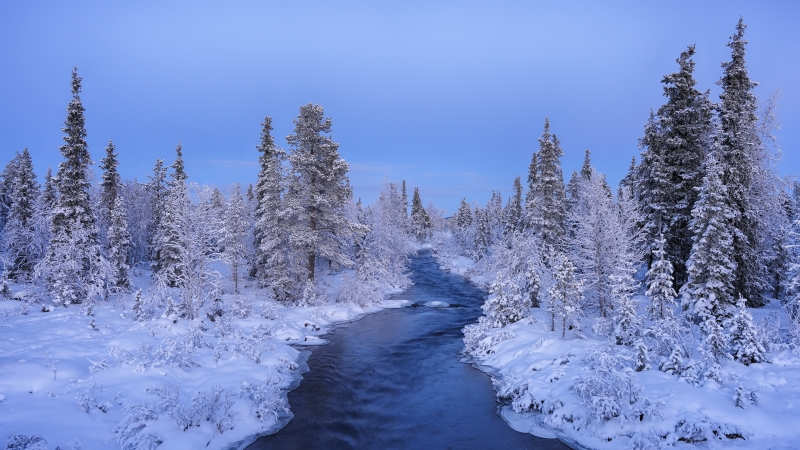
[248,250,568,449]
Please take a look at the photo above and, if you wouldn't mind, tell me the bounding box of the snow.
[0,269,409,450]
[425,301,450,308]
[436,252,800,450]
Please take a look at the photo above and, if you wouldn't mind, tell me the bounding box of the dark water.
[247,250,568,450]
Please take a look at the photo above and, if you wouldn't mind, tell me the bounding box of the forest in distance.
[1,17,800,450]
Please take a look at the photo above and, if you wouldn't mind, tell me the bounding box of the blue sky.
[1,1,798,213]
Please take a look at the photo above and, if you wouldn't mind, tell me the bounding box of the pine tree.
[454,198,473,250]
[223,184,249,294]
[658,46,713,287]
[146,159,168,271]
[98,140,122,240]
[251,117,291,301]
[156,144,190,285]
[645,233,677,320]
[284,104,361,284]
[681,151,737,355]
[2,149,40,280]
[637,110,670,269]
[31,168,56,268]
[580,149,592,181]
[504,177,523,236]
[716,18,764,306]
[524,152,538,230]
[40,68,107,309]
[107,194,132,289]
[472,208,490,261]
[410,187,431,241]
[530,118,566,250]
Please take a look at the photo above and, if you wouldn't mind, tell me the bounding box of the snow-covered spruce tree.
[681,151,737,362]
[726,295,765,365]
[486,190,504,244]
[106,194,132,289]
[284,104,362,287]
[645,233,677,320]
[251,117,291,301]
[504,177,523,236]
[549,255,584,338]
[0,155,20,236]
[523,151,538,230]
[611,268,644,347]
[155,144,189,286]
[717,18,765,306]
[410,186,432,242]
[654,45,713,288]
[454,198,473,251]
[223,184,249,294]
[529,118,566,251]
[98,140,122,243]
[146,158,168,271]
[472,208,490,261]
[39,68,108,309]
[2,149,40,281]
[636,110,669,269]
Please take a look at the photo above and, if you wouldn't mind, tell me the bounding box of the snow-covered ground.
[0,270,409,450]
[434,251,800,450]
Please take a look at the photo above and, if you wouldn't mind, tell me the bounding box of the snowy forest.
[2,17,800,450]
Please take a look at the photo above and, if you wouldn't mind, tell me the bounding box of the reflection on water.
[247,250,568,450]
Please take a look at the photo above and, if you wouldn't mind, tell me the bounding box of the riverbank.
[433,248,800,450]
[0,268,409,450]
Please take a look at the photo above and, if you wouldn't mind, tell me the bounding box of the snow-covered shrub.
[191,385,235,433]
[0,273,11,299]
[260,302,279,320]
[239,376,288,422]
[229,294,253,318]
[114,403,162,450]
[671,416,750,443]
[231,325,276,364]
[463,318,515,357]
[734,383,759,409]
[3,433,48,450]
[150,336,198,369]
[146,384,193,431]
[75,378,111,413]
[571,345,648,423]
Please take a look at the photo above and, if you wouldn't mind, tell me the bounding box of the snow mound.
[425,301,450,308]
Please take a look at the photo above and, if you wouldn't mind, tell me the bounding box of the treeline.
[0,69,419,315]
[453,19,799,370]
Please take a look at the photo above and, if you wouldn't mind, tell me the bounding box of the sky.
[1,1,798,213]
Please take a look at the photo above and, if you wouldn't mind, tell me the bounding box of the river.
[247,250,568,449]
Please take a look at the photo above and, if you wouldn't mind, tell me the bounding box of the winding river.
[247,250,567,449]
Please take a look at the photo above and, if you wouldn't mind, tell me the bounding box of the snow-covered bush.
[726,296,765,365]
[3,433,48,450]
[239,376,288,422]
[114,402,162,450]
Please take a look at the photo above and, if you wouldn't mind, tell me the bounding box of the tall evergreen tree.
[472,208,490,261]
[716,19,765,306]
[106,194,132,289]
[524,152,538,229]
[530,118,566,250]
[410,187,431,241]
[146,159,168,270]
[98,140,122,238]
[681,151,737,340]
[284,104,361,284]
[156,144,190,285]
[2,149,40,280]
[504,176,523,236]
[251,116,291,301]
[40,68,107,308]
